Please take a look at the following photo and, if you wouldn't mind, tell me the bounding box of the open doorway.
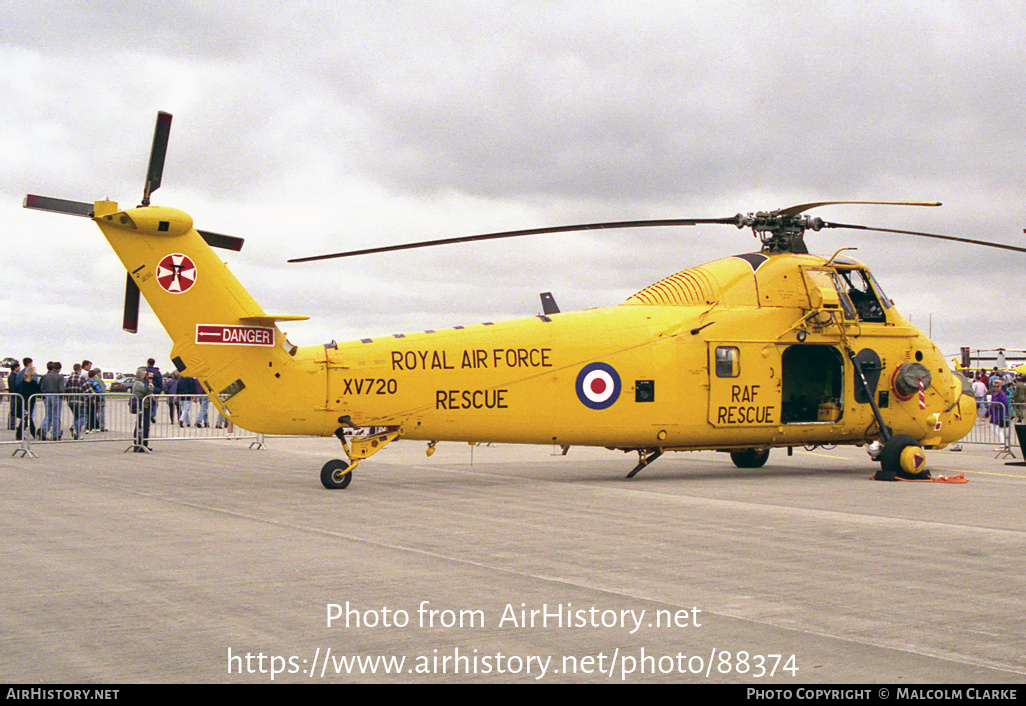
[781,345,844,424]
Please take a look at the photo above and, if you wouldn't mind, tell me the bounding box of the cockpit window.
[830,273,858,320]
[836,268,887,322]
[865,270,892,310]
[805,269,857,320]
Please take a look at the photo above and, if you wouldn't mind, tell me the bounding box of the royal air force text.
[391,348,552,371]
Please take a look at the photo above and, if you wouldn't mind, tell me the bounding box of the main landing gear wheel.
[730,448,770,468]
[321,459,354,489]
[874,434,929,481]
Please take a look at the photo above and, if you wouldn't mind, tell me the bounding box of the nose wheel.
[874,434,929,481]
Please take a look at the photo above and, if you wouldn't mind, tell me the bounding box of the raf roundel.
[156,253,197,294]
[575,362,621,410]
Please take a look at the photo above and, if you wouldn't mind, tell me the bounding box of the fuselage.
[90,202,974,452]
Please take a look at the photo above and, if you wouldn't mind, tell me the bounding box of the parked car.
[109,375,136,393]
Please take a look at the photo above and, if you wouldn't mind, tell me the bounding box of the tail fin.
[24,195,319,434]
[91,199,305,389]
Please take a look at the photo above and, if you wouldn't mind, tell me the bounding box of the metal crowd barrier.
[961,399,1016,458]
[6,392,263,456]
[0,392,32,456]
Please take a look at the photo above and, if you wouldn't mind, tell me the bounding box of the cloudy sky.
[2,1,1024,374]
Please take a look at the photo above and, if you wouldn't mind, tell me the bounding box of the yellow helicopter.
[23,112,1023,488]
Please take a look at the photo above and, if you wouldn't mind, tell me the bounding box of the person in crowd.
[6,361,21,430]
[195,385,210,428]
[132,366,156,452]
[92,368,108,432]
[16,365,42,440]
[1014,374,1026,424]
[86,369,103,433]
[40,361,65,440]
[177,375,197,427]
[165,371,181,424]
[65,363,92,440]
[146,358,163,424]
[14,357,32,391]
[990,379,1011,451]
[972,374,987,414]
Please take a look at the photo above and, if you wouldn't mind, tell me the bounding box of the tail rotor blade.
[23,195,93,217]
[141,111,172,206]
[198,229,245,252]
[123,274,140,333]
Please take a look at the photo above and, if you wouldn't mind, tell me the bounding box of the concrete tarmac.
[2,436,1025,684]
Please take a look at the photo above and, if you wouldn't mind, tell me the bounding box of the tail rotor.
[23,111,245,333]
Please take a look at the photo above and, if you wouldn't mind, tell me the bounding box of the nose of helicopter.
[937,380,977,447]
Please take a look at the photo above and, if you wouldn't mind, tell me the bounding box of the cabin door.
[707,342,782,428]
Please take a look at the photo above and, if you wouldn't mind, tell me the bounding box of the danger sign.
[196,324,274,346]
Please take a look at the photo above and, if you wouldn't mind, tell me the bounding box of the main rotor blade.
[142,111,172,206]
[123,274,140,334]
[823,221,1026,253]
[288,217,738,263]
[777,201,941,218]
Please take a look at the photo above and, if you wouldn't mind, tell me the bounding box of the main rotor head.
[731,211,826,253]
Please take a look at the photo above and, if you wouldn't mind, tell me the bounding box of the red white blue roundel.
[576,362,621,410]
[156,253,197,294]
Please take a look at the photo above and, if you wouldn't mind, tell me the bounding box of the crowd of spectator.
[2,356,229,449]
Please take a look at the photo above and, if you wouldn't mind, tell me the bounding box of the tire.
[731,448,770,468]
[321,459,354,489]
[876,434,927,481]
